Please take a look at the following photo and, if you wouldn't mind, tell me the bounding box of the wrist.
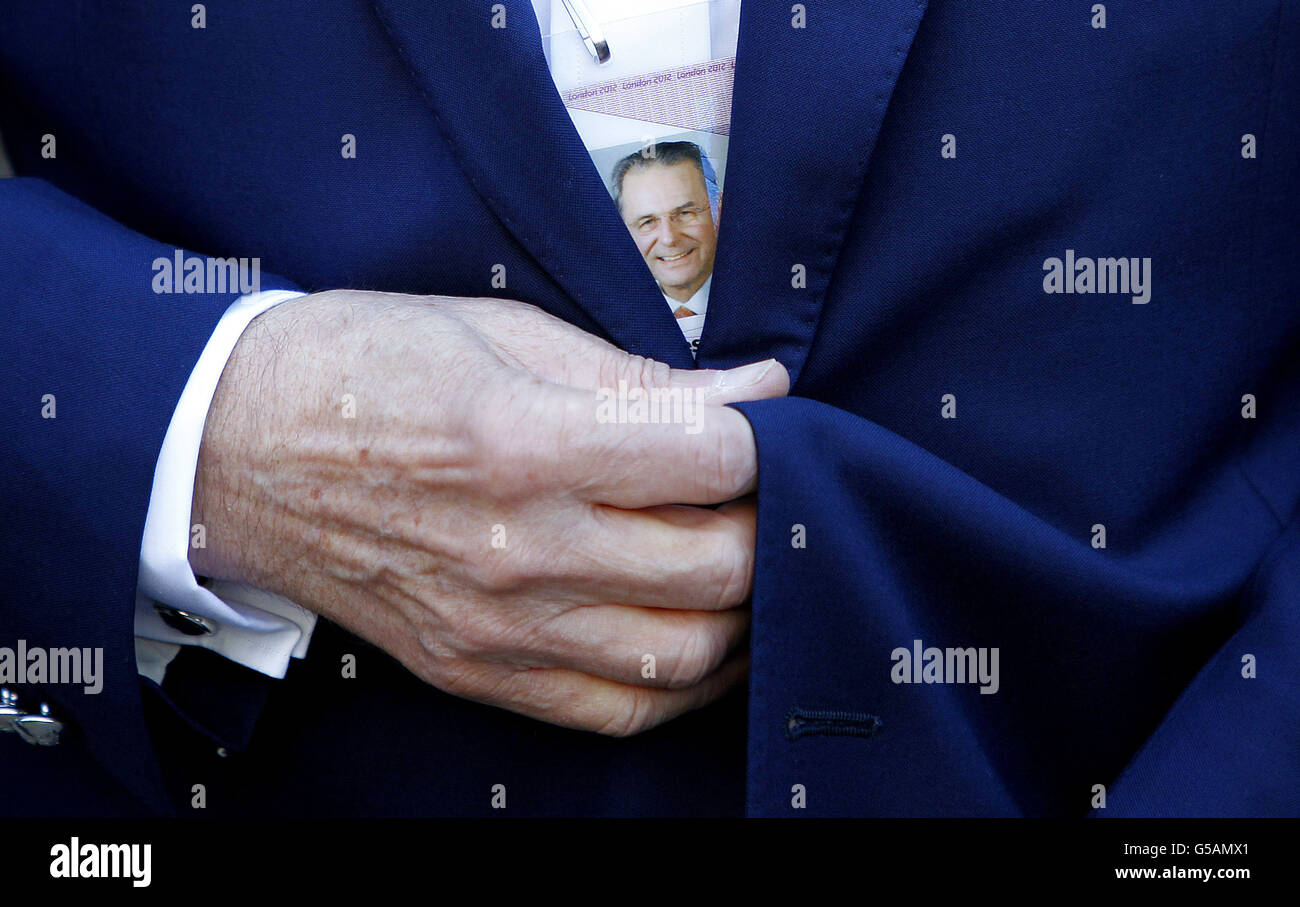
[188,300,299,587]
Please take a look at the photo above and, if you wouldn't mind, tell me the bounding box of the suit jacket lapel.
[368,0,931,379]
[367,0,694,368]
[697,0,930,384]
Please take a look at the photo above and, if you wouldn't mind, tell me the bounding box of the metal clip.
[561,0,611,64]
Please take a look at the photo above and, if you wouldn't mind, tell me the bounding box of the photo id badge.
[532,0,742,355]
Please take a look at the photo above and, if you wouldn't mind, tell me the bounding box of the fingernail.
[716,358,777,389]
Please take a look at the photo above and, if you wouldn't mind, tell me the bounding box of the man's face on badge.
[619,160,718,303]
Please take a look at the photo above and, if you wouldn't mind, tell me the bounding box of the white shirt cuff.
[135,289,317,680]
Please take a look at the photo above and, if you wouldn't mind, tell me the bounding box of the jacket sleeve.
[0,177,295,811]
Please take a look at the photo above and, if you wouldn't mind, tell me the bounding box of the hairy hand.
[190,291,788,735]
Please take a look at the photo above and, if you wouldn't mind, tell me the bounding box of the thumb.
[660,358,790,405]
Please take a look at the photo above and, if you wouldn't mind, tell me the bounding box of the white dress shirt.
[665,275,711,354]
[135,0,736,683]
[135,289,315,683]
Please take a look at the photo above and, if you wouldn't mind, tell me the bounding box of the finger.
[556,387,761,507]
[587,354,789,406]
[516,604,750,688]
[645,358,790,407]
[536,501,756,610]
[438,295,629,388]
[441,649,751,736]
[448,297,789,403]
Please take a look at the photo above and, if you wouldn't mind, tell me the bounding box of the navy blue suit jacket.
[2,0,1297,816]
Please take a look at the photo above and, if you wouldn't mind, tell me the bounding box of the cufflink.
[14,703,62,746]
[154,604,216,636]
[0,689,64,746]
[0,688,23,732]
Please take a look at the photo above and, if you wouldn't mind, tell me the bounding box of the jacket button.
[154,604,217,636]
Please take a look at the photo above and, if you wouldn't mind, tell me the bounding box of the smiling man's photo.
[612,141,721,353]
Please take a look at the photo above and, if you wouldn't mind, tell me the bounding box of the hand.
[190,291,789,735]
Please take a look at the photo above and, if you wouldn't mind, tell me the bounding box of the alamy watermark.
[50,838,151,888]
[595,379,706,434]
[1043,250,1151,304]
[152,249,260,295]
[0,640,103,694]
[891,639,999,695]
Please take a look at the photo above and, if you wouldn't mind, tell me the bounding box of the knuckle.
[419,648,481,697]
[470,551,531,595]
[704,533,752,608]
[608,354,671,391]
[595,688,662,738]
[416,625,463,666]
[697,429,748,500]
[662,623,722,689]
[418,600,512,666]
[457,610,510,654]
[638,356,672,389]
